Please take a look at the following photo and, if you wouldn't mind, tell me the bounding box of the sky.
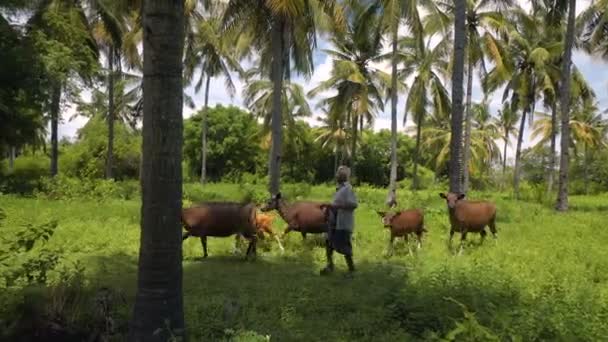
[57,0,605,163]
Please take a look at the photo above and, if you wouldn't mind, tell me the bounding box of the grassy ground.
[1,183,608,341]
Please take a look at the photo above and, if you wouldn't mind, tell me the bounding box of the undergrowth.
[1,182,607,341]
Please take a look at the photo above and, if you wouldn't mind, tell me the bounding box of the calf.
[439,192,497,254]
[181,202,258,259]
[236,212,285,253]
[376,209,426,256]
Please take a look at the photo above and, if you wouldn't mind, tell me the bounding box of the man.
[320,165,358,277]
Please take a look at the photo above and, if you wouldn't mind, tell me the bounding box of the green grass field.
[2,183,608,341]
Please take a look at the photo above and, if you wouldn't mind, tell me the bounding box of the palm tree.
[28,0,100,176]
[88,1,132,179]
[556,0,577,211]
[428,0,514,192]
[377,0,445,205]
[222,0,344,196]
[485,8,562,199]
[418,103,498,179]
[129,1,185,341]
[74,73,143,130]
[185,10,243,184]
[397,35,451,189]
[314,108,348,173]
[533,100,607,195]
[449,0,466,194]
[308,3,388,177]
[570,101,608,194]
[245,77,312,131]
[494,102,519,174]
[469,101,501,178]
[577,0,608,59]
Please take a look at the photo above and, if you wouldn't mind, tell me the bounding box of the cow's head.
[376,210,397,227]
[439,192,465,209]
[260,192,281,212]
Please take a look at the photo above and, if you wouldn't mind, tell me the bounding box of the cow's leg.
[489,217,498,242]
[233,234,242,254]
[448,227,455,246]
[272,233,285,253]
[480,229,487,245]
[320,231,335,275]
[301,231,307,240]
[245,235,257,261]
[458,229,468,255]
[386,234,395,258]
[182,232,191,241]
[416,231,423,250]
[405,234,413,256]
[200,236,208,258]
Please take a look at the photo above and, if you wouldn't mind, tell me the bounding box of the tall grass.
[1,183,607,340]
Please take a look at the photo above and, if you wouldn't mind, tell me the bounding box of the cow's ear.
[376,211,385,217]
[458,193,466,200]
[439,193,447,199]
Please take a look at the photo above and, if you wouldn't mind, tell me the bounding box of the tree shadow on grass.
[3,247,584,342]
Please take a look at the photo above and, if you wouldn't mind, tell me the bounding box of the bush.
[183,183,230,203]
[0,154,48,195]
[36,175,139,201]
[60,115,141,180]
[399,165,436,190]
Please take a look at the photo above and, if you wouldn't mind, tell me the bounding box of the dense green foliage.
[1,184,607,340]
[0,15,48,152]
[2,0,608,340]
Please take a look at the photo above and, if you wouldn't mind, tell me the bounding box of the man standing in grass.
[321,165,358,278]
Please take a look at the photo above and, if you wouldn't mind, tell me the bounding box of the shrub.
[0,154,48,195]
[60,115,141,180]
[36,175,139,201]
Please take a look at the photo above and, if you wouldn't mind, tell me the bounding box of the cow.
[376,209,426,257]
[181,202,258,259]
[439,192,497,254]
[260,192,328,240]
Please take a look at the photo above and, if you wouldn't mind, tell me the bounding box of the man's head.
[439,192,465,209]
[336,165,351,183]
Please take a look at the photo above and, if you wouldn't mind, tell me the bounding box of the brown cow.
[439,192,497,254]
[260,192,328,240]
[376,209,426,257]
[181,202,258,259]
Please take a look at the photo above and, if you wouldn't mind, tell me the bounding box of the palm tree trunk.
[200,74,211,184]
[8,146,15,172]
[546,102,557,195]
[412,114,423,190]
[513,108,527,199]
[556,0,576,211]
[50,82,61,177]
[462,53,474,193]
[105,47,115,179]
[269,18,284,196]
[129,0,185,340]
[449,0,466,194]
[334,146,338,173]
[350,110,358,179]
[387,27,399,206]
[584,143,589,195]
[502,136,508,175]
